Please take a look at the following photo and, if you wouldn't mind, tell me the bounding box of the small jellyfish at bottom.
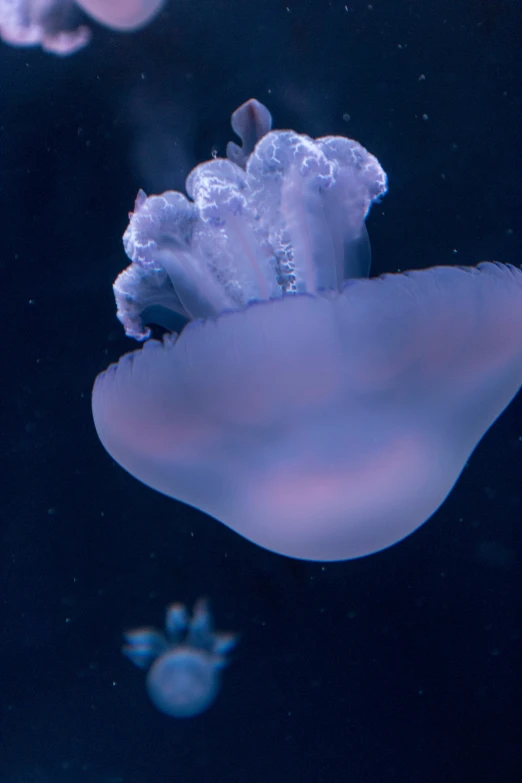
[122,599,237,717]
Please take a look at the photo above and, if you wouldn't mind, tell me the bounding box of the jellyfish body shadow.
[92,99,522,562]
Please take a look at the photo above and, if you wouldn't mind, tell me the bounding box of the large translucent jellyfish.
[0,0,165,55]
[123,600,237,718]
[92,99,522,562]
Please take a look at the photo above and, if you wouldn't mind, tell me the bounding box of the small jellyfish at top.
[0,0,165,55]
[92,99,522,562]
[122,599,237,718]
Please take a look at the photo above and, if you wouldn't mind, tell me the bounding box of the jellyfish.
[0,0,165,55]
[92,99,522,562]
[123,599,237,717]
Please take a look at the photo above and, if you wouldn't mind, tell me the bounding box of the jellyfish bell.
[76,0,165,31]
[122,599,237,718]
[92,100,522,562]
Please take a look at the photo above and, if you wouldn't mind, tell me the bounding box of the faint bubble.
[474,541,517,569]
[483,486,497,500]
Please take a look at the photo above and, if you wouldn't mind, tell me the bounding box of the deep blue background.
[1,1,521,781]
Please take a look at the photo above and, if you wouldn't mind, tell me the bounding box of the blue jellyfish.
[0,0,165,55]
[123,599,237,718]
[92,99,522,562]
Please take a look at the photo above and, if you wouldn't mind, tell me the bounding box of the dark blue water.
[1,1,521,781]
